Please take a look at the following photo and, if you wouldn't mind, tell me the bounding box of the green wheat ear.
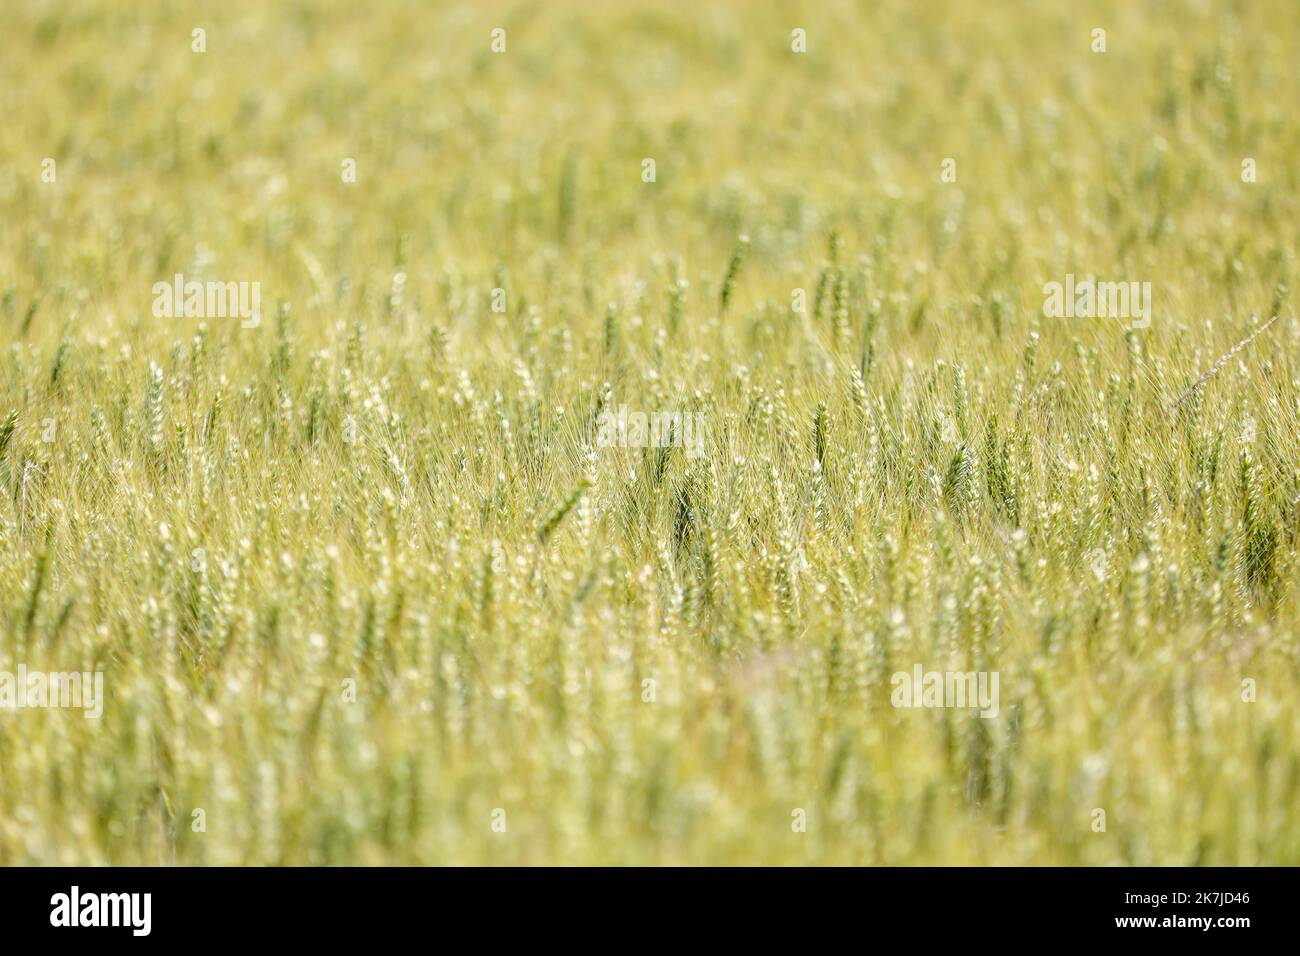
[1239,449,1278,591]
[719,234,750,314]
[537,479,589,543]
[603,301,620,355]
[143,361,165,457]
[832,269,850,348]
[49,339,70,391]
[943,443,978,519]
[812,401,829,471]
[667,274,687,336]
[0,409,17,462]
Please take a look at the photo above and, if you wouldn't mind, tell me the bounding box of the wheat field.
[1,0,1298,865]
